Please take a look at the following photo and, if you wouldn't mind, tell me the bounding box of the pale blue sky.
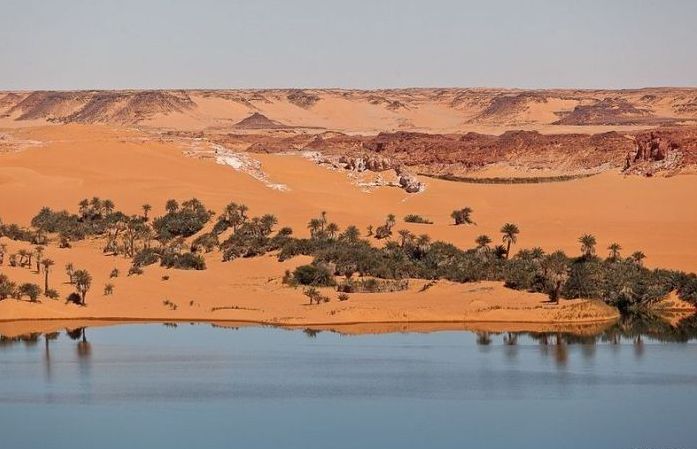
[1,0,695,90]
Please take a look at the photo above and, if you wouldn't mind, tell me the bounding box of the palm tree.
[234,204,246,221]
[142,203,152,221]
[385,214,397,231]
[579,234,597,258]
[41,259,55,293]
[631,251,646,266]
[530,247,546,260]
[493,244,508,259]
[607,242,622,261]
[326,222,340,239]
[34,246,44,272]
[307,218,323,239]
[26,249,34,270]
[103,199,115,215]
[340,225,361,243]
[104,283,114,295]
[17,249,29,267]
[398,229,413,247]
[416,234,431,253]
[451,207,475,225]
[73,269,92,305]
[90,197,103,216]
[260,214,278,236]
[475,234,492,249]
[0,242,7,265]
[65,262,75,284]
[542,251,570,304]
[500,223,520,259]
[165,199,179,214]
[78,199,90,218]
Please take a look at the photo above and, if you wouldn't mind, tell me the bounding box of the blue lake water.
[1,321,696,449]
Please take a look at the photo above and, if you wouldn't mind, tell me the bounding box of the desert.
[1,88,696,333]
[3,2,697,448]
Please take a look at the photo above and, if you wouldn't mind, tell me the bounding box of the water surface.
[1,321,696,449]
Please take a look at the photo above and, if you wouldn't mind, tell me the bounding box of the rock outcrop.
[338,154,394,172]
[3,87,697,128]
[233,112,286,129]
[623,128,697,175]
[6,90,195,124]
[395,166,424,193]
[553,98,657,125]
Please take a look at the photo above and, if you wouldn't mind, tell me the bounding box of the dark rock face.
[623,128,697,175]
[633,132,672,163]
[286,90,320,109]
[554,98,655,125]
[7,90,195,124]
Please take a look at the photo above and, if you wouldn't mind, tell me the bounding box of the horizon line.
[2,85,697,93]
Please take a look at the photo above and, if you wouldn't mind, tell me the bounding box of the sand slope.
[1,124,695,329]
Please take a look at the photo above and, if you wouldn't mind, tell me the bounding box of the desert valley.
[0,88,696,337]
[5,2,697,447]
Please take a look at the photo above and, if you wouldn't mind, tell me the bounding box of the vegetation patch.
[421,173,597,184]
[337,278,409,293]
[404,214,433,224]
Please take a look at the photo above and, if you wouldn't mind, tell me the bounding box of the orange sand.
[1,124,694,331]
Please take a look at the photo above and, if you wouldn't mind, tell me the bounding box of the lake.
[1,319,696,449]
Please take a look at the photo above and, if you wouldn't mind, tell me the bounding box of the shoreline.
[0,314,622,338]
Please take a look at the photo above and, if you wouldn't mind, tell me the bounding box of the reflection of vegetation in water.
[476,332,492,345]
[0,332,41,347]
[76,328,91,359]
[2,313,697,353]
[303,328,321,338]
[606,311,697,343]
[471,312,697,349]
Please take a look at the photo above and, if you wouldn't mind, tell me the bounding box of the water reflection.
[2,313,697,364]
[2,315,695,449]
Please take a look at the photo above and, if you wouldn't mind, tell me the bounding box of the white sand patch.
[211,145,289,191]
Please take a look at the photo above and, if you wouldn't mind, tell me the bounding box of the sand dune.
[2,88,697,133]
[0,119,695,330]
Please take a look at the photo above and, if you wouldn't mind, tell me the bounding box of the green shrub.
[293,264,336,286]
[132,248,159,267]
[161,252,206,270]
[191,232,219,253]
[404,214,433,224]
[153,198,211,239]
[337,278,409,293]
[18,283,42,302]
[44,288,59,299]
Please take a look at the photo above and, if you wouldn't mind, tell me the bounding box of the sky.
[1,0,696,90]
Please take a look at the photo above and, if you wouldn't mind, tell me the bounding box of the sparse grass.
[210,305,259,312]
[404,214,433,224]
[162,299,177,310]
[421,173,597,184]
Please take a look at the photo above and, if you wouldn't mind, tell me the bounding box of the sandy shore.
[0,235,619,332]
